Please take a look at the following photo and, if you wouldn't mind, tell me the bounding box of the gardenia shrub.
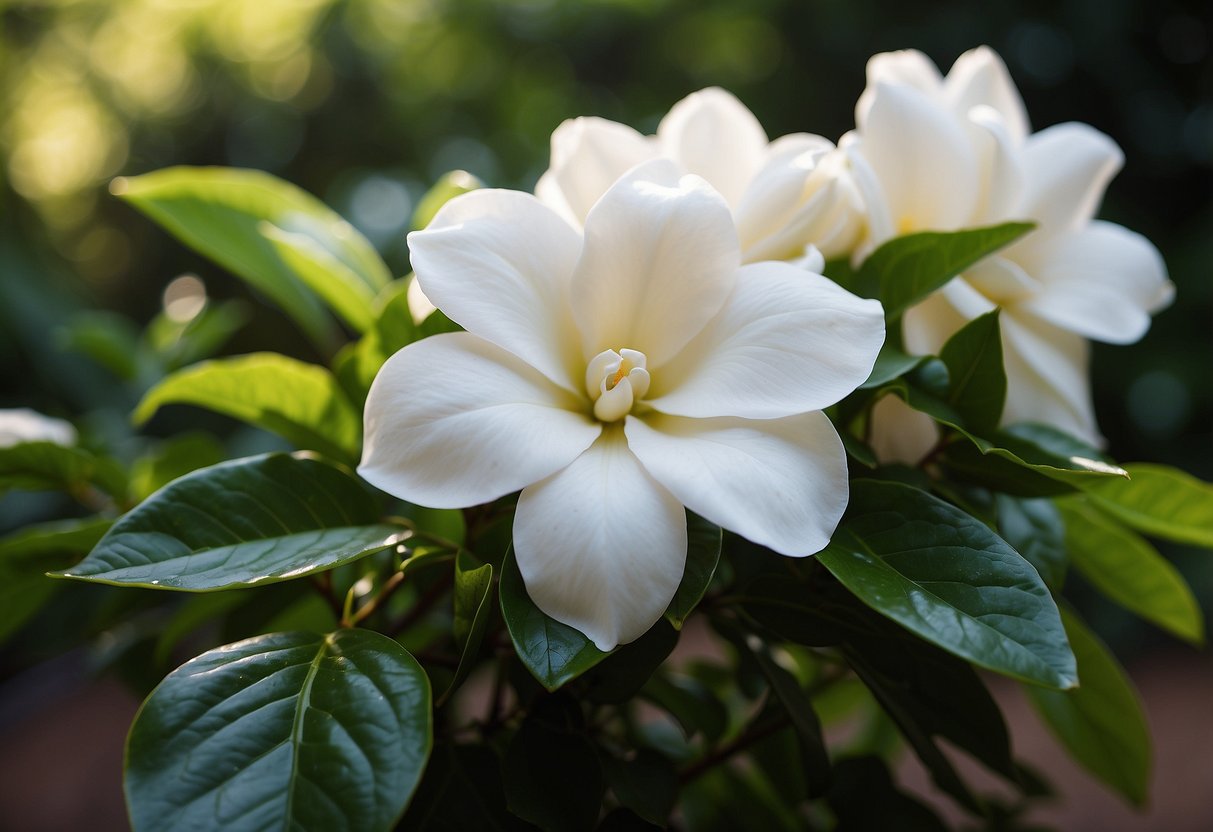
[3,46,1210,831]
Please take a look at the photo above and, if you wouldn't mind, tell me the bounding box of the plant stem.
[679,708,790,784]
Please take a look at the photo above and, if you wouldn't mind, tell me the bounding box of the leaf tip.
[109,176,130,197]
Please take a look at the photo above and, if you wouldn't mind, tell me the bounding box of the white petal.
[867,394,940,466]
[857,49,945,123]
[657,87,768,209]
[902,277,997,357]
[535,116,657,226]
[966,105,1026,224]
[359,333,600,509]
[625,411,847,557]
[852,82,982,237]
[964,255,1041,306]
[843,138,896,254]
[647,262,884,418]
[405,274,437,325]
[1014,221,1173,344]
[572,160,739,365]
[1018,123,1123,231]
[1000,313,1100,446]
[514,428,687,651]
[946,46,1030,142]
[0,408,77,448]
[407,189,585,392]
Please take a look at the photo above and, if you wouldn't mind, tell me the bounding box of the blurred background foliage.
[1,0,1210,657]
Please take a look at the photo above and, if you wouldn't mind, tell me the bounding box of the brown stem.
[678,709,790,784]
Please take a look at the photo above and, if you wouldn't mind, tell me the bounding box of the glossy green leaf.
[134,353,362,464]
[56,453,402,591]
[411,170,484,231]
[855,222,1035,317]
[503,716,603,832]
[939,310,1005,434]
[584,619,678,705]
[1025,607,1151,806]
[262,223,380,332]
[995,494,1067,589]
[125,629,432,831]
[819,480,1076,689]
[1081,463,1213,548]
[604,750,677,827]
[860,343,928,389]
[115,167,391,345]
[499,547,609,691]
[439,551,494,704]
[1057,498,1203,644]
[0,517,111,642]
[664,513,722,629]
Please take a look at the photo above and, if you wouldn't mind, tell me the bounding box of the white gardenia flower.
[360,161,884,651]
[536,87,864,262]
[0,408,77,448]
[845,46,1174,449]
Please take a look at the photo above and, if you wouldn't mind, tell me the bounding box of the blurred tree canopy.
[1,0,1208,466]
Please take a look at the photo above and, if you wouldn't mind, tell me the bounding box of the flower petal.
[657,87,768,209]
[572,160,740,365]
[1015,221,1173,344]
[535,116,656,226]
[852,81,982,243]
[868,393,941,466]
[1000,313,1100,445]
[513,427,687,651]
[647,262,884,419]
[625,411,847,557]
[946,46,1030,142]
[359,333,600,509]
[856,49,945,123]
[1018,123,1123,232]
[407,189,584,391]
[903,277,997,357]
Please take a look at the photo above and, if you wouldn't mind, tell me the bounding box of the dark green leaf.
[749,647,830,796]
[58,311,142,380]
[499,547,608,691]
[402,743,529,831]
[640,673,728,743]
[125,630,432,831]
[129,433,226,503]
[861,343,928,389]
[0,441,105,495]
[412,170,484,231]
[664,513,722,628]
[854,222,1035,317]
[503,716,604,832]
[439,551,494,704]
[134,353,362,464]
[819,480,1076,689]
[603,750,677,827]
[995,494,1067,589]
[1057,498,1203,644]
[417,308,462,338]
[827,756,948,832]
[56,453,402,591]
[115,167,391,345]
[0,517,111,643]
[1080,463,1213,548]
[940,310,1005,434]
[681,765,802,832]
[584,619,678,704]
[1024,607,1151,806]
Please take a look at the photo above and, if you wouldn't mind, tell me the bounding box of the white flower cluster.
[360,47,1171,649]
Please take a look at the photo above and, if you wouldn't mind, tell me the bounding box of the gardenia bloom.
[0,408,77,448]
[536,87,864,262]
[360,161,884,650]
[845,46,1173,450]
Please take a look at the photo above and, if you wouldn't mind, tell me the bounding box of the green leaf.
[145,299,250,371]
[134,353,362,464]
[1024,607,1151,806]
[411,170,484,231]
[0,441,126,498]
[826,756,948,832]
[1057,498,1204,644]
[439,551,494,704]
[125,629,432,831]
[56,453,402,591]
[261,223,380,332]
[402,743,529,831]
[939,310,1006,434]
[749,647,830,797]
[860,343,928,389]
[1080,463,1213,548]
[129,433,226,503]
[503,716,604,832]
[373,278,421,357]
[0,517,111,643]
[640,673,728,743]
[584,619,678,705]
[499,547,609,691]
[58,310,142,380]
[819,480,1077,689]
[995,495,1067,589]
[664,513,722,629]
[603,750,677,827]
[854,222,1034,317]
[115,167,391,345]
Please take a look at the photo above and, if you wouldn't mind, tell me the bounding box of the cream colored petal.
[536,116,657,226]
[946,46,1030,142]
[657,87,768,209]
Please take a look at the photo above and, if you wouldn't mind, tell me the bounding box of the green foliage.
[1081,463,1213,548]
[57,453,402,591]
[125,630,432,831]
[939,310,1005,435]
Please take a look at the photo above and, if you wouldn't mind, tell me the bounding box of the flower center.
[586,348,650,422]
